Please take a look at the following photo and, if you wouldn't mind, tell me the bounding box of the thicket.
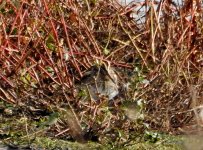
[0,0,203,147]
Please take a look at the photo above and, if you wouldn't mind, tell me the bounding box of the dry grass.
[0,0,203,146]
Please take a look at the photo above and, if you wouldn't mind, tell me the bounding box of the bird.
[78,63,119,101]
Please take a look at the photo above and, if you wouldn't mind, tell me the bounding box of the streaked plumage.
[79,64,119,101]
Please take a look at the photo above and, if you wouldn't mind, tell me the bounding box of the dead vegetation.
[0,0,203,148]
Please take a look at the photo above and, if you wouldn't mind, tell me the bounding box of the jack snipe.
[79,64,119,101]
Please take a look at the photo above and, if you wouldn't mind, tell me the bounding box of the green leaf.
[46,35,56,51]
[39,112,59,128]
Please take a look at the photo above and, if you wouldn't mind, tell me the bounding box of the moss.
[0,104,184,150]
[32,137,104,150]
[30,134,183,150]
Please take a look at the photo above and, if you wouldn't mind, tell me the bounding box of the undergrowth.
[0,0,202,149]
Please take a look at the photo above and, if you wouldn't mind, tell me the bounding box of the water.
[117,0,201,24]
[118,0,184,6]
